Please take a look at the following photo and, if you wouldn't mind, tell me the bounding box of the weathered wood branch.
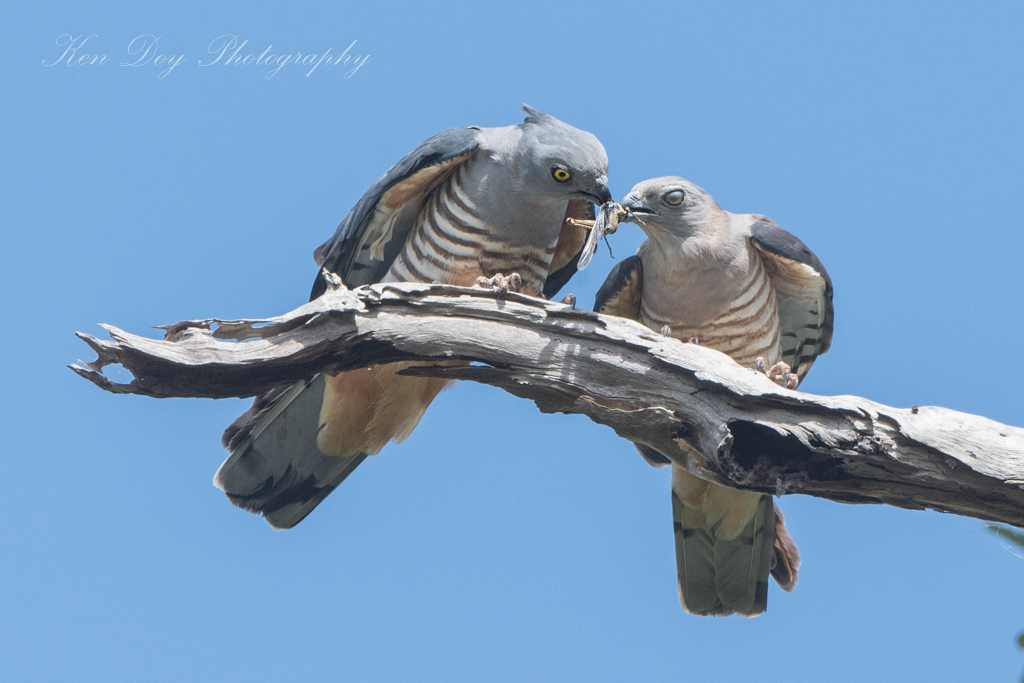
[72,277,1024,526]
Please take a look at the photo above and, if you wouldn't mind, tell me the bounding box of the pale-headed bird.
[595,176,833,616]
[217,107,611,529]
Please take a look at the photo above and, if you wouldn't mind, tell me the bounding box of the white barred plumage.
[387,162,559,294]
[216,107,610,530]
[594,175,832,617]
[639,248,782,369]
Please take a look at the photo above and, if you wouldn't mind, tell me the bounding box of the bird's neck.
[638,213,757,327]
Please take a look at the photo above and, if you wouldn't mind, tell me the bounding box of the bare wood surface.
[72,276,1024,526]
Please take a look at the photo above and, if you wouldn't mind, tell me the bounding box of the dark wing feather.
[749,219,833,381]
[310,126,482,300]
[219,128,481,527]
[543,200,593,299]
[593,255,643,320]
[215,374,369,530]
[594,255,668,468]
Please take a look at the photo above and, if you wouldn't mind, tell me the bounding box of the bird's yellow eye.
[664,190,686,205]
[552,167,572,183]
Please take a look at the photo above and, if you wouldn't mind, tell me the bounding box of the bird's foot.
[559,293,577,308]
[687,337,699,345]
[661,325,672,336]
[755,357,798,389]
[475,272,522,299]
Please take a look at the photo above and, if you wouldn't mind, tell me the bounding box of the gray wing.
[216,375,367,529]
[219,127,480,528]
[593,256,671,468]
[310,126,482,299]
[593,255,643,319]
[749,219,833,381]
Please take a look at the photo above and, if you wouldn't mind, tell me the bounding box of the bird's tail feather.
[215,374,368,529]
[671,465,780,616]
[672,485,726,615]
[711,494,774,616]
[259,451,368,530]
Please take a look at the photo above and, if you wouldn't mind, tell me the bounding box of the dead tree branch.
[72,277,1024,526]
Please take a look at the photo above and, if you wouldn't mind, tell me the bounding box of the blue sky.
[3,0,1024,680]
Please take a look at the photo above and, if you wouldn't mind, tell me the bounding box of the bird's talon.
[688,337,699,345]
[560,293,577,308]
[321,269,344,290]
[761,361,797,389]
[661,325,672,336]
[474,273,522,299]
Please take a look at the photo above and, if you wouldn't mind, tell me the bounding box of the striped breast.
[640,252,782,369]
[385,163,557,295]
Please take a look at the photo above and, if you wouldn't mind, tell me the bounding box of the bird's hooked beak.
[579,175,612,206]
[619,195,658,222]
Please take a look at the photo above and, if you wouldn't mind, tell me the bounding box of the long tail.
[216,361,455,529]
[215,374,367,530]
[671,465,796,616]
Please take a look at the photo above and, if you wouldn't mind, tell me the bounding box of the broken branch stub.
[71,278,1024,527]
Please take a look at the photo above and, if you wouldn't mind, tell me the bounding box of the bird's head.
[619,176,720,239]
[516,105,611,207]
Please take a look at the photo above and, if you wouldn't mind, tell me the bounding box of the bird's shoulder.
[310,125,484,298]
[594,254,644,320]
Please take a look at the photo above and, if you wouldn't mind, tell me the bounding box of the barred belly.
[385,164,555,295]
[318,161,562,459]
[641,255,782,369]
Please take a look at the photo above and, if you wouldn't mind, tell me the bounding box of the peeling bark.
[72,276,1024,527]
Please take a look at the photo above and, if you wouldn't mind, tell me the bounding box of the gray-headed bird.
[217,106,610,529]
[595,176,833,616]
